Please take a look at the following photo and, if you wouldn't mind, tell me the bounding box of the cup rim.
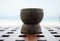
[21,8,43,10]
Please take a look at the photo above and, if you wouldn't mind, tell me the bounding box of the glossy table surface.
[0,25,60,41]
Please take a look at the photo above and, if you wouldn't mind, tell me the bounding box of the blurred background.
[0,0,60,26]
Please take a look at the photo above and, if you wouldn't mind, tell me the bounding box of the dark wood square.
[19,35,27,37]
[48,30,54,31]
[37,35,44,37]
[16,40,25,41]
[54,35,60,37]
[1,35,10,37]
[37,40,47,41]
[50,32,57,34]
[11,30,16,31]
[0,40,3,41]
[7,32,14,34]
[0,30,4,31]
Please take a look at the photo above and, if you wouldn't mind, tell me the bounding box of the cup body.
[20,8,43,24]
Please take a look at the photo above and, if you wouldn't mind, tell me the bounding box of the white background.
[0,0,60,26]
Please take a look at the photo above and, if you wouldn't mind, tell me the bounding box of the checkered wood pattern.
[0,25,60,41]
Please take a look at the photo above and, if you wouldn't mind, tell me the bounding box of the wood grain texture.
[25,34,37,41]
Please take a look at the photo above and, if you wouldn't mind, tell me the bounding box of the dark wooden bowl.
[20,8,44,24]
